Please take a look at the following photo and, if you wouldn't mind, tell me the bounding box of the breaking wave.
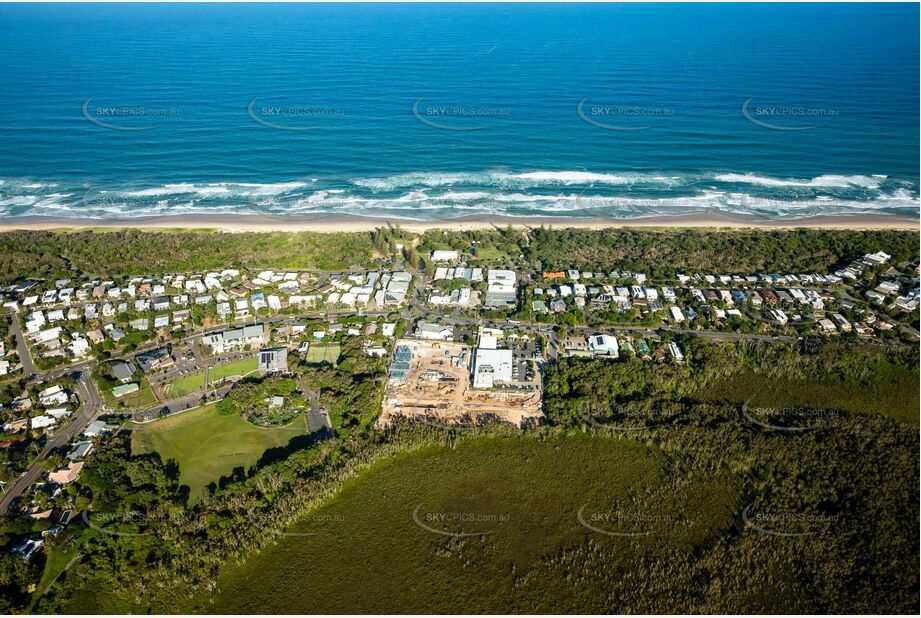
[120,181,311,198]
[0,171,916,221]
[713,173,885,189]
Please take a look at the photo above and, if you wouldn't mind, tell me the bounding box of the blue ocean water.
[0,2,917,221]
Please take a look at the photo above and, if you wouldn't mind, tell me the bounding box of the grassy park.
[209,356,259,381]
[101,379,159,410]
[162,357,259,398]
[130,403,304,501]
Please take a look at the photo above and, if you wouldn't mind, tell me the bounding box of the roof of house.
[111,361,134,381]
[48,461,84,484]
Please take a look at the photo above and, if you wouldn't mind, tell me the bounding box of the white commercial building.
[415,321,453,341]
[588,334,619,358]
[472,349,513,389]
[201,324,267,354]
[472,334,514,389]
[484,269,517,308]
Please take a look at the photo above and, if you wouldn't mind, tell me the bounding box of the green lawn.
[209,356,259,382]
[207,434,740,613]
[162,357,259,398]
[470,245,506,262]
[131,403,304,501]
[102,379,159,410]
[162,372,205,398]
[305,343,341,365]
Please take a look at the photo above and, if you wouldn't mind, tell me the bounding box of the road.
[123,383,234,422]
[433,312,794,348]
[0,370,103,513]
[9,315,36,377]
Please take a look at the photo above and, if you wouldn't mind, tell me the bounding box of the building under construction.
[379,339,543,429]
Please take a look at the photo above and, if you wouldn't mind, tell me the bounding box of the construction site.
[379,339,544,429]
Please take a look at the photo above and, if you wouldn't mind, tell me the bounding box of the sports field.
[162,357,259,398]
[131,403,304,501]
[162,371,204,398]
[304,343,341,365]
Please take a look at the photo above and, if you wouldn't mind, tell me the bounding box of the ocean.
[0,2,918,222]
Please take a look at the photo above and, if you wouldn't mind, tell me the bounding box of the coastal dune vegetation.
[1,227,919,284]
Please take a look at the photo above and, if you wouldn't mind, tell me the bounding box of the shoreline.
[0,212,917,233]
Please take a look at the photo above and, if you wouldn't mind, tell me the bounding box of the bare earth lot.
[379,339,543,428]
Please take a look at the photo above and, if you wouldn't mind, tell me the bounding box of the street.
[0,371,102,513]
[9,314,36,377]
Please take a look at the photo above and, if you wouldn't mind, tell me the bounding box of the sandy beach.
[0,212,917,233]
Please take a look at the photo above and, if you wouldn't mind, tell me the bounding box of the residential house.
[48,462,84,485]
[111,361,135,383]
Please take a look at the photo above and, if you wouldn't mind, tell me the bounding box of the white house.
[38,385,68,407]
[66,336,90,358]
[431,250,459,262]
[31,415,57,429]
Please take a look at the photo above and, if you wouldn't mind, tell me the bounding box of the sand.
[0,212,917,233]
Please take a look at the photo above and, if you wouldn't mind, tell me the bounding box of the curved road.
[0,370,103,513]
